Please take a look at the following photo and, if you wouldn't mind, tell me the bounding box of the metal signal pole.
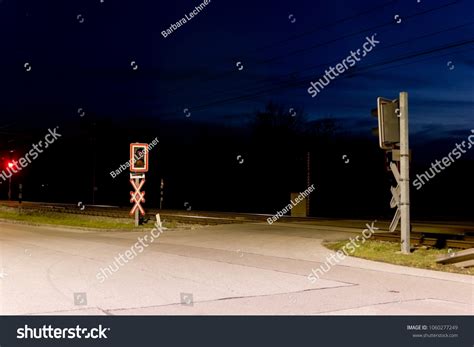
[399,92,411,254]
[135,177,139,227]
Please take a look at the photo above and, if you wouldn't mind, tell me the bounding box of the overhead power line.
[159,37,474,116]
[162,0,462,99]
[187,20,474,102]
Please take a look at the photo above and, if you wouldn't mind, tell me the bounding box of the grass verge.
[325,239,473,276]
[0,206,138,230]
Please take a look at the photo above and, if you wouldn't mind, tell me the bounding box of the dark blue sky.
[1,0,473,139]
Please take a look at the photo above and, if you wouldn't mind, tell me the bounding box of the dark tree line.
[2,102,472,220]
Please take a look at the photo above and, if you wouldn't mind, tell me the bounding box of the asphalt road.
[0,220,472,315]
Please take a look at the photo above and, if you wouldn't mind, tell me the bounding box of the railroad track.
[1,201,473,248]
[2,202,243,225]
[372,231,474,249]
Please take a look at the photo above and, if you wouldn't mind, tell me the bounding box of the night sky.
[0,0,473,217]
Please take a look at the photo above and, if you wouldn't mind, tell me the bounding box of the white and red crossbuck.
[130,178,146,215]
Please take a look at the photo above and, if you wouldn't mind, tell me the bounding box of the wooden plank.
[454,260,474,268]
[436,248,474,264]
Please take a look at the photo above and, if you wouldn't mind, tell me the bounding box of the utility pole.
[306,152,310,216]
[8,176,11,201]
[399,92,411,254]
[160,178,164,210]
[18,183,23,204]
[92,122,97,205]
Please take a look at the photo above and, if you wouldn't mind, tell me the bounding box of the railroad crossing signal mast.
[130,143,149,227]
[372,92,411,254]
